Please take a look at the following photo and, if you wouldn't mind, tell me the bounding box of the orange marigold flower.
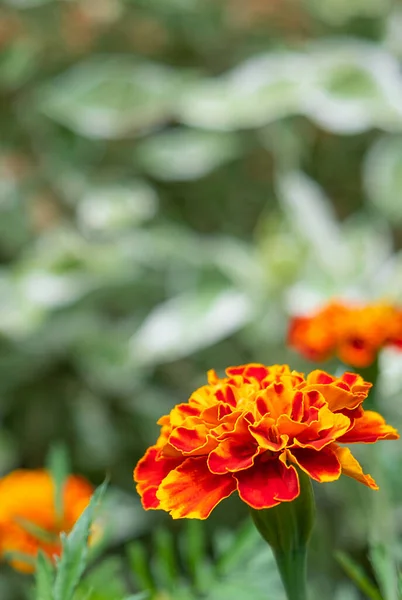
[134,364,398,519]
[0,469,94,573]
[288,301,402,368]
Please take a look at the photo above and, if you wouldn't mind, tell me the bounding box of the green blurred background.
[1,0,402,598]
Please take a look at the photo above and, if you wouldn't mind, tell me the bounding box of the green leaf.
[153,528,178,592]
[370,543,399,600]
[307,41,402,134]
[127,541,156,593]
[77,181,158,234]
[135,128,242,181]
[53,480,107,600]
[364,136,402,225]
[46,442,71,522]
[276,170,346,278]
[321,62,380,100]
[216,521,260,575]
[38,57,184,139]
[35,551,55,600]
[179,55,302,131]
[398,571,402,597]
[181,520,210,594]
[15,517,58,544]
[306,0,390,25]
[335,551,383,600]
[129,287,252,365]
[0,40,39,90]
[3,550,36,570]
[2,0,53,7]
[74,557,127,600]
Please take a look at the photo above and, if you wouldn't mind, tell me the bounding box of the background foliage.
[1,0,402,598]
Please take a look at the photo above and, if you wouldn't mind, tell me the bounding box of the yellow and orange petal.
[288,300,402,368]
[0,469,94,573]
[134,363,399,520]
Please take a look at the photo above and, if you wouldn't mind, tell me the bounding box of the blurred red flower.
[288,301,402,367]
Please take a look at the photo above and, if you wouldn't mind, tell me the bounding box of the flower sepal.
[250,468,315,600]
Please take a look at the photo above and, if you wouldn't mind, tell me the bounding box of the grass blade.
[335,551,383,600]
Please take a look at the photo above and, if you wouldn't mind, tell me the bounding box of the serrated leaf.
[74,557,127,600]
[35,551,55,600]
[53,480,107,600]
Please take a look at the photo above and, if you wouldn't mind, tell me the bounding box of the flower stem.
[250,470,315,600]
[273,547,308,600]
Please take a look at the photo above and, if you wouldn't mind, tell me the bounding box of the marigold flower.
[288,301,402,368]
[0,469,94,573]
[134,364,398,519]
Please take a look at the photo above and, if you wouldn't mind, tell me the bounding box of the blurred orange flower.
[0,470,94,573]
[134,364,398,519]
[288,301,402,368]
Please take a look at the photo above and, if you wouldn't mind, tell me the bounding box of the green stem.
[250,470,315,600]
[272,547,308,600]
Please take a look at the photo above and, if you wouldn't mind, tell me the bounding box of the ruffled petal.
[213,384,238,407]
[169,404,201,428]
[277,406,350,451]
[168,423,217,456]
[289,446,341,482]
[302,385,359,413]
[208,438,259,474]
[338,411,399,444]
[255,383,294,419]
[156,458,236,519]
[141,486,161,510]
[334,446,378,490]
[249,416,289,452]
[226,364,271,381]
[303,371,371,410]
[234,455,300,510]
[133,447,182,509]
